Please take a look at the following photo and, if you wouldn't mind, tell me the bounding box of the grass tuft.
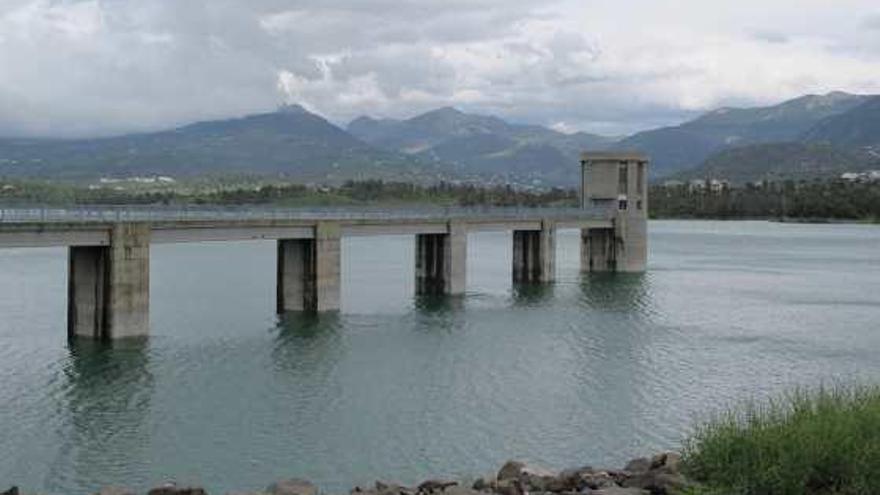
[682,384,880,495]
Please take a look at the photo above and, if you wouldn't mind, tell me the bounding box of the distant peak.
[426,106,465,117]
[277,103,312,115]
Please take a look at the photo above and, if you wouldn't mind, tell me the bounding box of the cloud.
[863,13,880,30]
[0,0,879,138]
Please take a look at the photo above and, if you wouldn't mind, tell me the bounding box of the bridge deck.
[0,206,612,248]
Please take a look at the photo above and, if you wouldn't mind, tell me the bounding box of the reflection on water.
[413,294,465,314]
[50,339,153,493]
[1,223,879,495]
[579,273,651,312]
[511,283,555,307]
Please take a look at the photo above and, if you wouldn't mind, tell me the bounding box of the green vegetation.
[675,142,874,184]
[682,385,880,495]
[651,180,880,221]
[0,178,578,208]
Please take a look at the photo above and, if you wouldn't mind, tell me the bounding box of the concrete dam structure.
[0,152,648,340]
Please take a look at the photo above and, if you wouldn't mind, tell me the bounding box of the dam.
[0,152,648,339]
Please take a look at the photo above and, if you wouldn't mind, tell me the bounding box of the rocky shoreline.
[2,452,691,495]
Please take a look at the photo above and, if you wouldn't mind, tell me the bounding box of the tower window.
[618,162,629,195]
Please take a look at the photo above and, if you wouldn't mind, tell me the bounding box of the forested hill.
[0,105,448,183]
[619,91,872,177]
[675,96,880,184]
[348,107,616,185]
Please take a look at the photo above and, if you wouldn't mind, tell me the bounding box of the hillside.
[0,93,877,187]
[801,96,880,148]
[0,105,447,183]
[348,107,616,186]
[677,142,876,184]
[620,92,871,177]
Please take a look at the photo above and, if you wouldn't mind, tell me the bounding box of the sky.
[1,0,879,138]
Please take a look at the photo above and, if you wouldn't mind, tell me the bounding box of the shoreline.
[649,215,879,224]
[2,452,688,495]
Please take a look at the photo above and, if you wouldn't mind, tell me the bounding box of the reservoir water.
[1,220,879,494]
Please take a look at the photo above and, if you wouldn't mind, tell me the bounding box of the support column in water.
[512,221,556,283]
[581,227,617,273]
[415,222,466,295]
[68,223,150,339]
[277,222,341,313]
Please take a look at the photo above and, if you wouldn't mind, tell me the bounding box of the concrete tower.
[580,152,648,273]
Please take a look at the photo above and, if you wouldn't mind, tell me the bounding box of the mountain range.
[0,92,878,186]
[347,107,615,185]
[0,105,447,184]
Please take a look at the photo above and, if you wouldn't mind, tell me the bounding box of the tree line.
[650,180,880,221]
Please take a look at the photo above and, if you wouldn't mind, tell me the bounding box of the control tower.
[580,152,648,272]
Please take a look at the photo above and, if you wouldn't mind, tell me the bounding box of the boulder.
[374,481,414,495]
[590,488,649,495]
[267,479,318,495]
[553,466,594,492]
[470,477,493,492]
[622,458,651,474]
[417,480,457,494]
[148,484,208,495]
[649,453,681,473]
[620,470,688,495]
[439,487,480,495]
[496,461,525,482]
[493,479,523,495]
[579,471,617,491]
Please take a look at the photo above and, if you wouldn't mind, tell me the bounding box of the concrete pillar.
[614,214,648,273]
[276,222,341,313]
[68,246,107,339]
[277,239,313,313]
[68,223,150,339]
[314,222,341,311]
[415,222,466,295]
[512,222,555,283]
[581,227,617,273]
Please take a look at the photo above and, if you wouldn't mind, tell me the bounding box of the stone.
[267,479,318,495]
[374,482,414,495]
[148,484,208,495]
[579,472,617,491]
[1,487,18,495]
[470,477,493,492]
[520,473,558,493]
[493,479,523,495]
[554,466,595,492]
[440,487,480,495]
[417,480,457,494]
[649,453,681,473]
[95,487,137,495]
[590,488,648,495]
[622,458,651,474]
[496,461,525,482]
[620,470,688,495]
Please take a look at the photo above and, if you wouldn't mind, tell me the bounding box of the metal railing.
[0,205,611,224]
